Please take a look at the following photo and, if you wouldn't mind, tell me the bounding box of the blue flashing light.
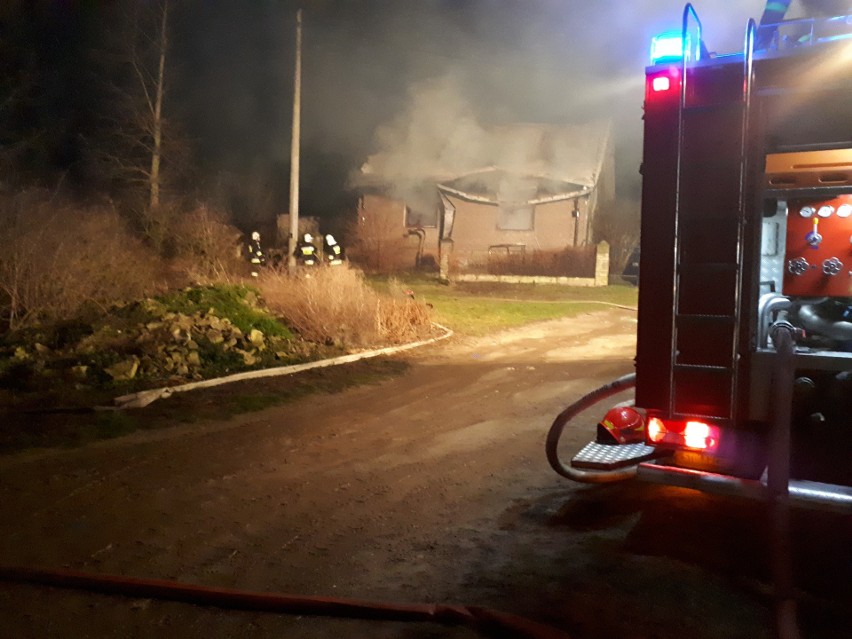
[650,30,691,64]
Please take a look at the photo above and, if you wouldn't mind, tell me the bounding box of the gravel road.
[0,309,848,639]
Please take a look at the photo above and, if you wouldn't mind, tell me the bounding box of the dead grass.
[256,265,432,348]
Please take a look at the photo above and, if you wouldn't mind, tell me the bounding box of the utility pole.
[287,8,302,274]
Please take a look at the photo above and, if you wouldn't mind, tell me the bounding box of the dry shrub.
[257,265,431,348]
[485,246,596,277]
[171,204,244,283]
[347,214,410,273]
[0,191,161,330]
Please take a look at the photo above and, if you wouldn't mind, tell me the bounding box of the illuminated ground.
[0,309,848,638]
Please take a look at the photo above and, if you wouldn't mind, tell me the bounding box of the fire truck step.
[677,261,739,272]
[673,363,733,373]
[676,313,736,323]
[682,101,745,115]
[571,441,665,471]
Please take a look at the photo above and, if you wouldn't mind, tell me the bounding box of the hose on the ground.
[545,373,638,482]
[0,565,571,639]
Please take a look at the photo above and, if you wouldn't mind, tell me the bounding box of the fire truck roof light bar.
[650,4,703,65]
[650,30,690,65]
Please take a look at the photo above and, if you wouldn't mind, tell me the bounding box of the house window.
[498,204,534,231]
[405,206,437,228]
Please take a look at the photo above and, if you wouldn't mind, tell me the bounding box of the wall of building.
[446,194,592,267]
[357,193,441,269]
[357,189,597,272]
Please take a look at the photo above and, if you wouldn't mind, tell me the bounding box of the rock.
[105,358,139,381]
[248,329,265,348]
[235,349,257,366]
[70,365,89,381]
[186,351,201,367]
[206,329,224,344]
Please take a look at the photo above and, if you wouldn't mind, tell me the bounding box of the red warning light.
[647,417,666,443]
[652,76,671,92]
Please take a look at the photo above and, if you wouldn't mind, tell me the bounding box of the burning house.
[352,120,614,274]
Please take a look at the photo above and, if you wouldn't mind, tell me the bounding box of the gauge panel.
[783,194,852,297]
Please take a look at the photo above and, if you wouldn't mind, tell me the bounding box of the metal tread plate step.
[571,440,663,471]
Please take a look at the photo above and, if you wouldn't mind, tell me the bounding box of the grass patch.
[368,275,638,335]
[429,299,614,335]
[155,284,292,338]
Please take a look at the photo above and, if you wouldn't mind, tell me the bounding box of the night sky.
[3,0,770,227]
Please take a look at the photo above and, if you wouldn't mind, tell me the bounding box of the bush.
[257,265,432,348]
[0,191,161,330]
[170,204,244,282]
[484,246,596,277]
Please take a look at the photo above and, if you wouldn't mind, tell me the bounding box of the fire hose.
[545,373,637,482]
[0,565,571,639]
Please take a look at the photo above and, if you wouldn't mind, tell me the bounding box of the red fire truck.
[547,4,852,514]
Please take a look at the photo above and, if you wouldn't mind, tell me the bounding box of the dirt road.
[0,309,848,639]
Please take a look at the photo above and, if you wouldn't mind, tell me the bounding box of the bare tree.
[593,198,641,274]
[92,0,189,218]
[145,0,168,210]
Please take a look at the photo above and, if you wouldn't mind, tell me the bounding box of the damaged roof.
[354,119,612,204]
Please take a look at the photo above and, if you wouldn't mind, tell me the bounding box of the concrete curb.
[110,323,454,410]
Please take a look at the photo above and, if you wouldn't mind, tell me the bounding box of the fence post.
[594,241,610,286]
[439,239,453,283]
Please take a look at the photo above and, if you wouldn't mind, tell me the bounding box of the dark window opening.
[498,204,534,231]
[405,207,438,228]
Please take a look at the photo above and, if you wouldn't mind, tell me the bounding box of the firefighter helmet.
[251,231,260,241]
[596,405,645,444]
[304,233,313,243]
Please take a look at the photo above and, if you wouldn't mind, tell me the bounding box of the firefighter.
[323,234,344,266]
[294,233,318,266]
[246,230,265,277]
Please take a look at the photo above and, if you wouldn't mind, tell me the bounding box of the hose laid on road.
[110,323,454,409]
[545,373,638,482]
[0,565,571,639]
